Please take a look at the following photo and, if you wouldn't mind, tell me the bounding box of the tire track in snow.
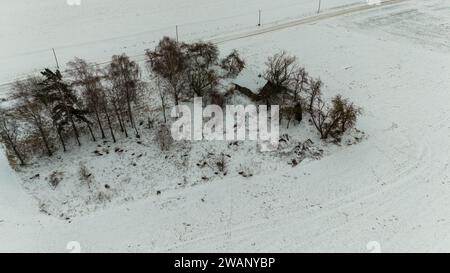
[162,133,430,251]
[161,95,446,251]
[173,110,450,251]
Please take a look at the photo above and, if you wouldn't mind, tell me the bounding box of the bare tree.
[153,78,168,123]
[310,96,341,140]
[306,78,323,113]
[11,77,53,156]
[310,94,360,140]
[290,67,309,102]
[282,102,304,129]
[220,49,245,78]
[184,41,219,70]
[147,38,245,103]
[107,54,141,137]
[0,110,25,165]
[264,51,298,87]
[95,83,117,143]
[146,37,187,105]
[67,57,106,139]
[105,81,128,138]
[188,68,218,97]
[183,42,244,98]
[102,94,116,143]
[184,42,221,97]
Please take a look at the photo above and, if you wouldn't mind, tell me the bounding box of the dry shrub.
[155,124,173,151]
[310,94,361,140]
[49,171,63,189]
[79,162,94,189]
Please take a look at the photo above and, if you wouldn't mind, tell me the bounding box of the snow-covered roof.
[232,67,266,92]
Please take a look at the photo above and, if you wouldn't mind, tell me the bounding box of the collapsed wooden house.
[231,80,303,127]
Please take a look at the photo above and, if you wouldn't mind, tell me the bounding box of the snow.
[2,0,450,252]
[16,108,358,219]
[0,0,363,86]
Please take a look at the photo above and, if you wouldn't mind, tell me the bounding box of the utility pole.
[258,9,262,26]
[317,0,322,14]
[52,48,60,70]
[175,25,179,42]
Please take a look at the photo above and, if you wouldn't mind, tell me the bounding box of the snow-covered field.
[2,0,450,252]
[0,0,363,86]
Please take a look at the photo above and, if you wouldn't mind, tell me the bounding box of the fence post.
[258,9,262,26]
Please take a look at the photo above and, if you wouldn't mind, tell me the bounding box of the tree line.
[0,36,360,167]
[0,37,245,166]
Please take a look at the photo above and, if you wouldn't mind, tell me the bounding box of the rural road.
[0,0,408,98]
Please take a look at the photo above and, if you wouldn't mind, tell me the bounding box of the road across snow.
[2,0,450,252]
[0,0,365,85]
[0,0,401,98]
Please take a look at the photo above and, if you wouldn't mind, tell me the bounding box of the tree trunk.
[69,116,81,146]
[125,90,136,129]
[10,141,25,166]
[95,109,106,139]
[31,114,53,157]
[2,126,25,165]
[56,127,67,152]
[162,103,167,124]
[125,97,139,138]
[132,117,140,137]
[37,125,52,157]
[172,83,180,106]
[103,107,116,143]
[57,86,81,146]
[113,103,128,138]
[86,122,96,142]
